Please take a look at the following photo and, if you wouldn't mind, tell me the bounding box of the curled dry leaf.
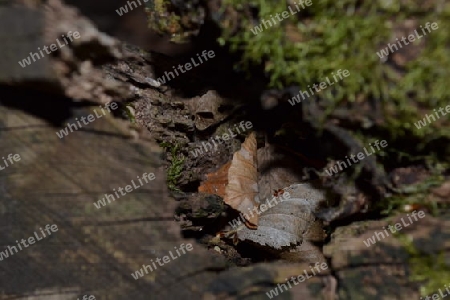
[237,183,326,250]
[224,132,260,228]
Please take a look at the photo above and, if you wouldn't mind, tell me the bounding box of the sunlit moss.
[217,1,450,216]
[219,0,450,142]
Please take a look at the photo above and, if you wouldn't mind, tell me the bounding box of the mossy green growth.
[122,103,136,124]
[396,233,450,297]
[375,162,446,215]
[145,0,181,37]
[160,142,185,191]
[219,0,450,143]
[145,0,203,43]
[218,0,450,215]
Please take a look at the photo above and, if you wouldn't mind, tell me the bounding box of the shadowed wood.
[0,100,228,299]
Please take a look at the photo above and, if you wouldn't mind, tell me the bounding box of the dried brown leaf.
[237,183,326,250]
[198,162,231,197]
[209,133,327,257]
[224,132,260,227]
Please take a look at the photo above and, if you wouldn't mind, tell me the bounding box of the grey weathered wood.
[0,7,53,81]
[0,101,227,299]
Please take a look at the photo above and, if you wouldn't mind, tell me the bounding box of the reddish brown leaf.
[198,162,231,197]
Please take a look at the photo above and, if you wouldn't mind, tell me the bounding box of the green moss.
[145,0,203,43]
[146,1,178,31]
[217,0,450,215]
[122,104,136,124]
[160,142,185,191]
[396,233,450,297]
[219,0,450,142]
[375,165,445,215]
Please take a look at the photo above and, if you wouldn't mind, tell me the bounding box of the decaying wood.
[0,1,333,299]
[1,1,449,300]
